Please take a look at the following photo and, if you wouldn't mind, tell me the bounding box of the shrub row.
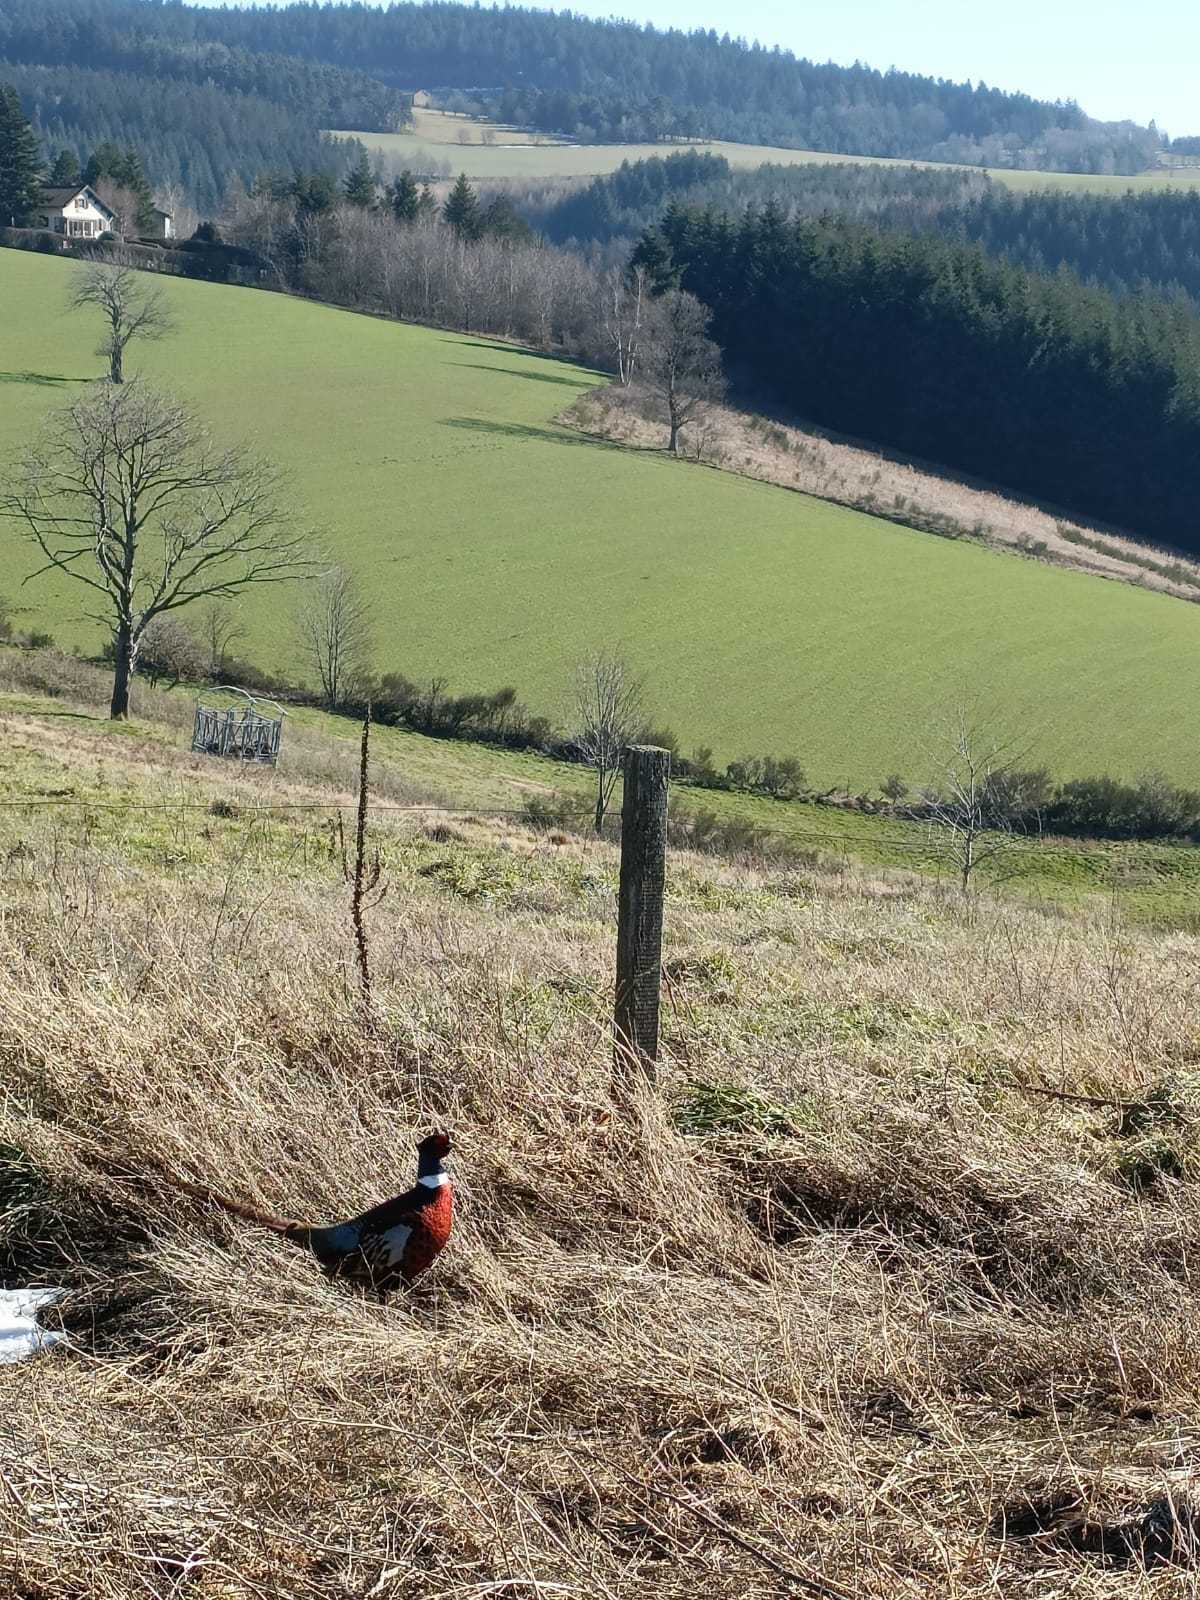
[11,616,1200,847]
[893,767,1200,844]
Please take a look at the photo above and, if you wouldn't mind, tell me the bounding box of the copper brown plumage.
[167,1132,454,1294]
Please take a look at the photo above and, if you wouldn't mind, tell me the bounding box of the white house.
[38,185,116,240]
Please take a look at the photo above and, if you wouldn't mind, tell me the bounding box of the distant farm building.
[38,185,116,241]
[149,206,174,241]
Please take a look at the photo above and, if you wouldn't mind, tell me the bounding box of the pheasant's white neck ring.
[418,1172,450,1189]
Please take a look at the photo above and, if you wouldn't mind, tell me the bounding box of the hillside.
[1,0,1164,207]
[6,249,1200,791]
[4,665,1200,1595]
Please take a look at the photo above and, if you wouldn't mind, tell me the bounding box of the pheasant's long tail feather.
[158,1173,307,1239]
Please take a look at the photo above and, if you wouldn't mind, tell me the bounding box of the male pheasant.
[171,1132,454,1294]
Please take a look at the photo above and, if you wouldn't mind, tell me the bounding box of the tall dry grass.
[2,702,1200,1596]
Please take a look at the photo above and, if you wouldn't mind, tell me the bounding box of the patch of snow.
[0,1288,67,1365]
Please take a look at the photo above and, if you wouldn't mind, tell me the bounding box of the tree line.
[3,0,1171,189]
[221,166,623,353]
[0,0,407,131]
[630,203,1200,551]
[537,152,1200,306]
[537,152,989,246]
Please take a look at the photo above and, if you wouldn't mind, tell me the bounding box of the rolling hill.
[4,248,1200,790]
[1,0,1168,210]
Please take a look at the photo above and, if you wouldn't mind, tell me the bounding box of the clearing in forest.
[337,118,1200,191]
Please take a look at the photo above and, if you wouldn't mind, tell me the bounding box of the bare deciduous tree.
[599,264,647,386]
[135,614,207,689]
[640,289,726,455]
[198,599,245,679]
[572,652,646,833]
[921,710,1042,894]
[70,263,174,384]
[295,564,372,709]
[92,179,141,240]
[1,381,315,719]
[155,182,199,243]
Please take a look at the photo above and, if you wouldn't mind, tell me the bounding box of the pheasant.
[169,1132,453,1294]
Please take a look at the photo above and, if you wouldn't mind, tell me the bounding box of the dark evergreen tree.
[416,183,437,221]
[480,194,533,242]
[0,82,43,225]
[389,168,420,222]
[442,172,480,239]
[291,170,338,216]
[47,146,81,187]
[342,146,375,208]
[84,141,155,230]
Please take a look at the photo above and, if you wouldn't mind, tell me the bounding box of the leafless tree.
[920,710,1041,894]
[599,264,647,386]
[92,179,141,240]
[572,652,646,833]
[155,182,198,242]
[219,180,294,286]
[295,564,373,708]
[198,600,245,679]
[640,289,727,455]
[135,614,207,689]
[70,263,175,384]
[1,382,315,719]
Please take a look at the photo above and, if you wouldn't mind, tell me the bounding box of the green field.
[4,247,1200,791]
[337,122,1200,193]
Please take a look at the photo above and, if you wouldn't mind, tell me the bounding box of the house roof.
[152,207,173,219]
[39,185,116,217]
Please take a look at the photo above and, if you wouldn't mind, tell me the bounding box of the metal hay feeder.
[191,686,286,767]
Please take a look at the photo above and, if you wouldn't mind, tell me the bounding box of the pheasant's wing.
[317,1186,427,1282]
[304,1219,364,1270]
[347,1182,425,1233]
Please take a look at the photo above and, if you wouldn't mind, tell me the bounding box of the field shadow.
[0,371,90,387]
[443,416,625,450]
[450,361,594,390]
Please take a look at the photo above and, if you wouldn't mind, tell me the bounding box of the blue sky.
[220,0,1195,136]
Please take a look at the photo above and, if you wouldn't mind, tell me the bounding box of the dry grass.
[4,688,1200,1597]
[564,386,1200,604]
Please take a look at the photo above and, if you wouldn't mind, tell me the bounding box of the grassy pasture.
[9,645,1200,929]
[4,248,1200,792]
[338,117,1200,192]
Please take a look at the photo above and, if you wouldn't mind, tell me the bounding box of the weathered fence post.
[614,744,670,1079]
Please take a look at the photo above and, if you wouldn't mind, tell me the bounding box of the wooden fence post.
[614,744,670,1079]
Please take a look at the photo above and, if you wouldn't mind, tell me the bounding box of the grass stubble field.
[4,249,1200,799]
[4,650,1200,1595]
[338,108,1200,192]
